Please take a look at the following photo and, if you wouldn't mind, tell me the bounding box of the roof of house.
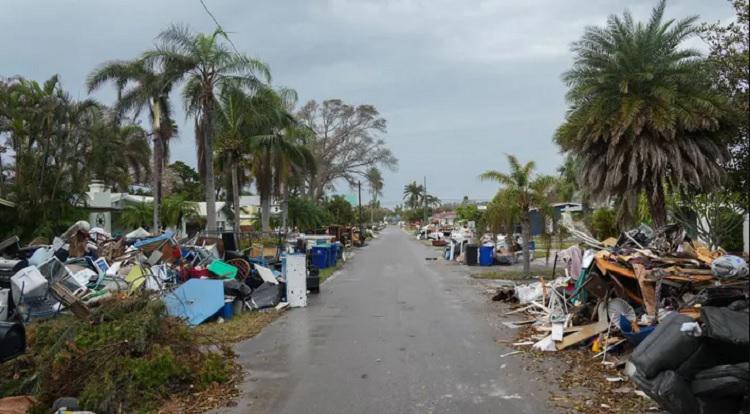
[431,211,457,220]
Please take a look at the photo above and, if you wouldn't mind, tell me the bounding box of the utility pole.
[423,176,428,226]
[358,181,364,246]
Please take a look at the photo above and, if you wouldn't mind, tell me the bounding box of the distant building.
[431,211,457,226]
[528,202,584,236]
[86,180,279,235]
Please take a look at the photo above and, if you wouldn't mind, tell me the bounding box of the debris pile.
[0,223,334,327]
[0,222,343,411]
[495,219,749,414]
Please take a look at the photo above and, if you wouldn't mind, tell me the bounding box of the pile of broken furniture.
[494,222,749,414]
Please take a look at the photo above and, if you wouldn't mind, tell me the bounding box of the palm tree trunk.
[281,183,289,231]
[521,211,531,277]
[151,99,163,233]
[231,154,241,239]
[261,195,271,233]
[202,113,217,233]
[647,180,667,228]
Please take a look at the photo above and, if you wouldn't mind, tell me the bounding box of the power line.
[199,0,242,56]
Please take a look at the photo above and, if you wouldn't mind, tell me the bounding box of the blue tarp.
[163,279,224,325]
[133,230,174,249]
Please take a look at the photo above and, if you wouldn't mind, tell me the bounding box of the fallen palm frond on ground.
[0,296,235,413]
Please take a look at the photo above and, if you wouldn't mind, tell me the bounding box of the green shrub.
[0,297,233,413]
[591,208,618,240]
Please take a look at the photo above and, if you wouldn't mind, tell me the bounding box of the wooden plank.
[596,257,636,278]
[536,325,585,333]
[633,264,655,314]
[556,321,608,350]
[504,305,532,315]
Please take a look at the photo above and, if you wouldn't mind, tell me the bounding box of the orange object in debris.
[592,336,602,353]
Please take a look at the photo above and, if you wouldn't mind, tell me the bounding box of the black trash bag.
[249,282,281,310]
[728,299,749,311]
[223,279,252,299]
[631,370,699,414]
[655,371,700,414]
[630,312,702,379]
[692,363,750,398]
[692,287,747,307]
[677,340,749,379]
[701,307,750,346]
[697,396,745,414]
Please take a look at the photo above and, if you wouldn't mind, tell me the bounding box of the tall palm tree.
[251,94,314,232]
[480,154,554,276]
[87,59,177,232]
[402,181,423,210]
[87,115,151,191]
[424,194,441,208]
[366,167,384,224]
[555,0,728,227]
[216,86,251,237]
[144,24,270,233]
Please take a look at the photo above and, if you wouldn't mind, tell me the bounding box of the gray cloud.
[0,0,734,206]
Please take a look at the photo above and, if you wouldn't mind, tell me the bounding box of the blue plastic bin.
[220,301,234,320]
[328,244,338,267]
[335,242,343,259]
[312,245,329,269]
[479,245,494,266]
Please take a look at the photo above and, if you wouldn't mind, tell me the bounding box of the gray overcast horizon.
[0,0,734,207]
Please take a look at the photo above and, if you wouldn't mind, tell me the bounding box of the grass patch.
[319,261,343,283]
[471,265,564,281]
[194,310,282,345]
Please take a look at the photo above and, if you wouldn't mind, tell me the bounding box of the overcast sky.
[0,0,735,207]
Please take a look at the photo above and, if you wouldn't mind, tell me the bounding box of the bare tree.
[296,99,397,200]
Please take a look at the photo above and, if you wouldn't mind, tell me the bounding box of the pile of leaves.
[515,325,655,414]
[0,297,235,413]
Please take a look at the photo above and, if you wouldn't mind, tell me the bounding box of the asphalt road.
[212,227,555,414]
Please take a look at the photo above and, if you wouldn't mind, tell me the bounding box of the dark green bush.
[0,297,233,413]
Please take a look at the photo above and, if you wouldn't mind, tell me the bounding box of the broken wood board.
[502,320,537,329]
[504,305,532,315]
[555,321,608,350]
[535,325,585,334]
[633,264,656,317]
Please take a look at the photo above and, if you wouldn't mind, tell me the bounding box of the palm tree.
[402,181,423,210]
[424,194,441,208]
[366,167,384,224]
[216,86,251,237]
[87,58,177,232]
[120,202,154,230]
[87,115,151,191]
[160,195,199,230]
[480,154,554,276]
[144,24,270,233]
[555,0,728,227]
